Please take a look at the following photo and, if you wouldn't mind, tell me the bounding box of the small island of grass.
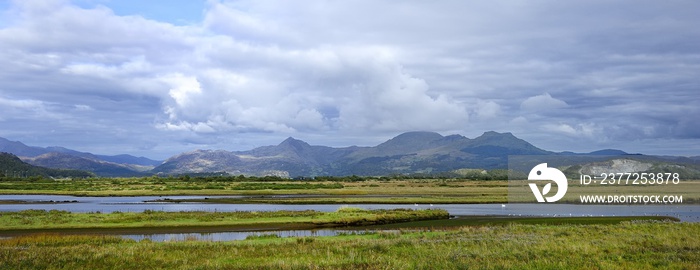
[0,207,449,234]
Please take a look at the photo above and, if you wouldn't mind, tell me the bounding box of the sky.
[0,0,699,160]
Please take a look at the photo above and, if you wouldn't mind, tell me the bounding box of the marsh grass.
[175,195,505,204]
[3,178,699,205]
[231,182,344,190]
[244,233,280,240]
[1,221,697,269]
[0,179,511,203]
[362,215,679,230]
[0,208,449,232]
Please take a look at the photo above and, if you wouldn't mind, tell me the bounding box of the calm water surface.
[122,229,380,242]
[1,195,698,242]
[1,195,697,220]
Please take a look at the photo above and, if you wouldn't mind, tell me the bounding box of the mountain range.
[150,131,556,177]
[2,131,699,177]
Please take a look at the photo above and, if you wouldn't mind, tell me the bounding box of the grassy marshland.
[364,215,679,229]
[0,208,449,232]
[0,221,697,269]
[0,178,508,204]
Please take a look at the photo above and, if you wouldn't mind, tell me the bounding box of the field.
[1,221,698,269]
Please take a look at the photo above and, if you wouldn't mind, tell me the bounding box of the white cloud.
[73,104,92,111]
[157,121,216,133]
[520,93,568,112]
[153,47,467,134]
[0,95,43,109]
[162,73,202,108]
[542,122,603,140]
[0,96,60,120]
[61,57,153,78]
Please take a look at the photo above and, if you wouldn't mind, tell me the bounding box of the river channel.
[1,195,697,242]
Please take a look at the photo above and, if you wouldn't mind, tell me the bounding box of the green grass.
[231,182,344,190]
[3,178,699,205]
[0,179,510,204]
[0,208,449,232]
[0,221,697,269]
[244,233,281,240]
[149,194,505,204]
[362,215,680,229]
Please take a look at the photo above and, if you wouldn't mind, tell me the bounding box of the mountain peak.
[279,137,310,146]
[479,131,514,137]
[277,137,312,153]
[465,131,549,155]
[470,131,516,145]
[473,131,518,141]
[280,136,299,143]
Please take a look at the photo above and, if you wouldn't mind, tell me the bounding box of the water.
[1,195,698,242]
[0,195,400,213]
[0,195,697,220]
[1,195,698,221]
[122,229,380,242]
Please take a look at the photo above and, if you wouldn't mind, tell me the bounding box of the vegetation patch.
[361,215,680,229]
[0,221,697,269]
[0,208,449,233]
[231,182,344,190]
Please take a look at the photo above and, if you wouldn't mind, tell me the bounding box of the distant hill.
[22,152,152,178]
[559,149,630,156]
[0,137,161,166]
[0,152,93,178]
[0,137,161,177]
[0,137,47,157]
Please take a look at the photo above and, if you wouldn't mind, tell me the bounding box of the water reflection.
[123,229,377,242]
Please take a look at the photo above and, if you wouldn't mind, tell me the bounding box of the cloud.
[473,100,501,120]
[153,46,468,134]
[0,0,699,158]
[73,104,93,111]
[542,122,601,138]
[0,95,61,120]
[521,93,568,112]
